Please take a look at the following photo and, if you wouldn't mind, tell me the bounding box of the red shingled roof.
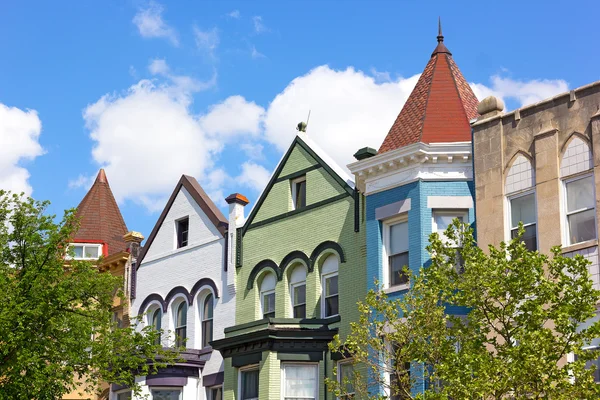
[73,169,128,255]
[378,27,479,153]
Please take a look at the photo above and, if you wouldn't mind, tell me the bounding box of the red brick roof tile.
[73,169,128,255]
[378,30,479,153]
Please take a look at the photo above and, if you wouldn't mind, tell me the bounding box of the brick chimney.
[225,193,249,294]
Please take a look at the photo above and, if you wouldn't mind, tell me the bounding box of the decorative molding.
[165,286,194,307]
[139,293,167,313]
[427,196,473,209]
[375,199,411,220]
[348,142,472,194]
[280,251,312,274]
[190,277,220,299]
[309,241,346,269]
[247,259,281,290]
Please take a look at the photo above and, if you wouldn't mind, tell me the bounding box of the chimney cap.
[226,193,250,206]
[353,147,378,161]
[123,231,144,243]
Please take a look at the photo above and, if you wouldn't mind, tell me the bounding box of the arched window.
[321,255,339,318]
[289,265,307,318]
[150,308,162,345]
[561,137,596,245]
[202,294,214,348]
[260,273,276,319]
[175,302,187,347]
[505,154,537,251]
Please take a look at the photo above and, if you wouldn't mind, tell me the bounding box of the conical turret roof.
[379,21,479,153]
[73,169,128,255]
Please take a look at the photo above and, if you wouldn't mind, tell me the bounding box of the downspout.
[323,348,328,400]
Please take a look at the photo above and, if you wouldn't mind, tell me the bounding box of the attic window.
[176,217,189,249]
[70,243,102,260]
[291,176,306,210]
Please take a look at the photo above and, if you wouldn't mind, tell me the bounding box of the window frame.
[321,271,339,318]
[290,281,306,319]
[115,389,132,400]
[69,243,103,260]
[175,217,189,249]
[562,172,597,246]
[238,364,260,400]
[505,189,538,251]
[149,307,162,346]
[201,293,214,348]
[207,385,223,400]
[291,175,307,210]
[261,289,275,319]
[382,215,410,291]
[149,387,183,400]
[174,301,187,348]
[281,362,319,400]
[337,359,356,399]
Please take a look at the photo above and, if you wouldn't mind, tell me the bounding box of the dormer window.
[291,176,306,210]
[70,243,102,260]
[176,217,189,249]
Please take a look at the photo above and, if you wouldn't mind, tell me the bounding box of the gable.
[244,136,354,231]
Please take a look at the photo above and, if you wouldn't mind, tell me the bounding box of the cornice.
[347,142,472,194]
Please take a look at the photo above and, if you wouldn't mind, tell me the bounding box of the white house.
[110,175,248,400]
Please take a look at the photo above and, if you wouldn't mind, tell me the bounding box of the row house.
[211,133,366,400]
[348,25,478,396]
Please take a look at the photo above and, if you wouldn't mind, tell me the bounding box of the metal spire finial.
[437,17,444,43]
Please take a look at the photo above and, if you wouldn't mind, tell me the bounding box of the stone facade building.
[348,26,478,396]
[212,133,366,400]
[114,175,234,400]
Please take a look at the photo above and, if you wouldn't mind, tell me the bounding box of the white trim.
[382,215,410,290]
[281,362,319,400]
[141,235,222,265]
[174,216,190,250]
[321,272,339,318]
[68,243,103,260]
[291,175,307,210]
[432,210,468,245]
[290,281,306,318]
[375,199,411,221]
[562,173,597,246]
[238,364,260,400]
[505,189,538,248]
[337,359,356,399]
[427,196,473,209]
[150,387,183,400]
[260,289,275,318]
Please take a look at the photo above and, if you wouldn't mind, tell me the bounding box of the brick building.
[348,24,478,396]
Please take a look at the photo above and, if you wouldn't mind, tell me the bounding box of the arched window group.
[289,265,307,318]
[175,301,187,347]
[202,294,214,348]
[260,273,276,319]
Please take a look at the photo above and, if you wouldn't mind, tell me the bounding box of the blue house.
[348,26,479,396]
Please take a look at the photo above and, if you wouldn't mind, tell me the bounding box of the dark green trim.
[280,250,312,274]
[353,188,359,233]
[247,259,280,290]
[232,353,262,368]
[275,164,321,183]
[235,227,243,268]
[224,315,341,334]
[331,349,353,361]
[247,193,350,231]
[310,241,346,269]
[241,136,355,236]
[277,352,323,361]
[353,147,377,160]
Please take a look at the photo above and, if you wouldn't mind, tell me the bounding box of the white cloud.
[471,75,568,110]
[237,162,270,192]
[227,10,241,19]
[133,1,178,46]
[0,104,44,196]
[193,26,219,59]
[252,16,268,34]
[241,143,265,161]
[200,95,264,139]
[263,65,420,169]
[148,59,170,75]
[148,59,217,104]
[251,45,265,59]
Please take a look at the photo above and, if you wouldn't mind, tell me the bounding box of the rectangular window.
[240,367,259,400]
[70,243,102,260]
[151,388,182,400]
[282,364,318,400]
[262,290,275,318]
[292,176,307,210]
[507,192,537,251]
[388,221,409,287]
[389,343,410,400]
[208,386,223,400]
[565,175,597,245]
[323,273,339,317]
[338,361,355,399]
[292,283,306,318]
[176,217,189,249]
[116,391,132,400]
[433,211,468,271]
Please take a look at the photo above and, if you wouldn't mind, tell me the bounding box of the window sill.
[383,284,410,294]
[562,239,598,254]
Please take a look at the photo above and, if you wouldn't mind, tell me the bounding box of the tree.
[0,192,176,399]
[328,221,600,399]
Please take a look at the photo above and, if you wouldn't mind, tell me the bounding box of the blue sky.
[0,0,598,238]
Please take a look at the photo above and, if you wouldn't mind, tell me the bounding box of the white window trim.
[321,272,339,318]
[171,297,188,348]
[174,216,190,250]
[201,292,214,348]
[432,210,468,243]
[281,362,319,400]
[238,364,259,400]
[290,281,306,318]
[337,359,355,399]
[382,214,409,292]
[68,243,103,260]
[261,289,275,319]
[562,172,597,246]
[291,175,307,210]
[207,385,223,400]
[113,389,132,400]
[149,387,183,400]
[504,189,538,247]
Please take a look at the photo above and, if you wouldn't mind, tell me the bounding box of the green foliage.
[328,221,600,399]
[0,192,177,399]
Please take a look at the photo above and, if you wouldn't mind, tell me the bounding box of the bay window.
[386,220,409,287]
[282,364,318,400]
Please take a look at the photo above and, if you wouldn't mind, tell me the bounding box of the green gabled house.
[212,132,366,400]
